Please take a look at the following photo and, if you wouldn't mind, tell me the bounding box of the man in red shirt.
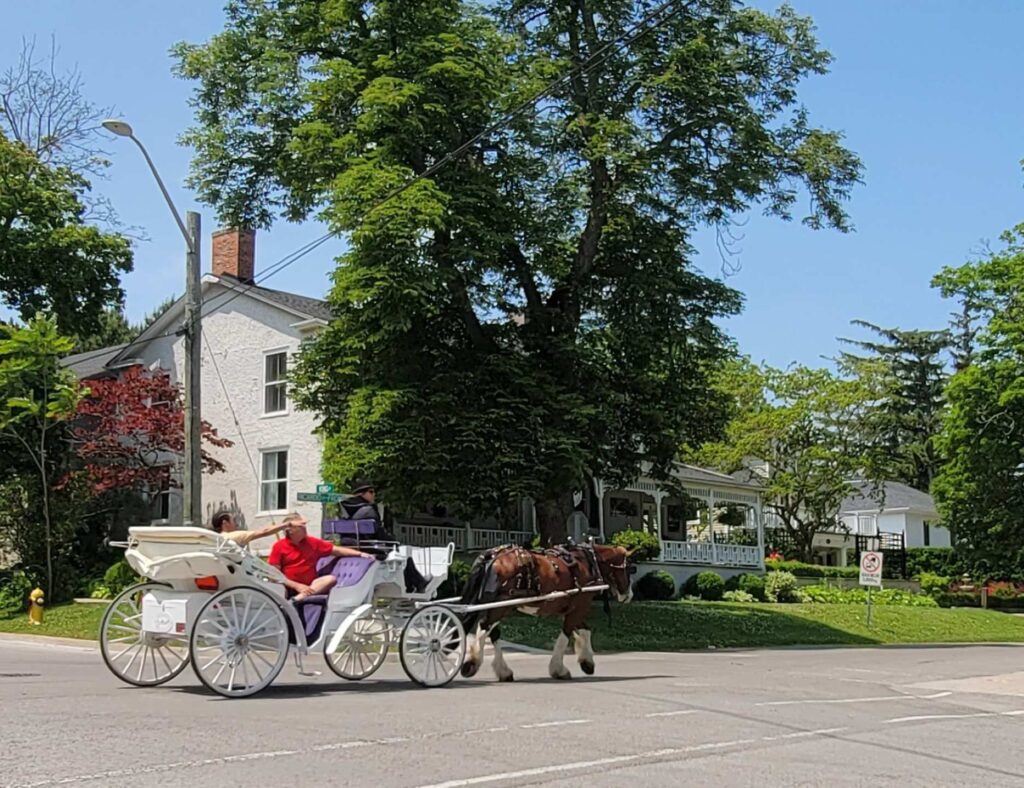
[268,514,373,601]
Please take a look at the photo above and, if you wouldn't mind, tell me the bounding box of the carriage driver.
[268,513,375,602]
[340,480,428,594]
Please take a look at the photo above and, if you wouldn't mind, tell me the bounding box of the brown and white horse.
[457,543,635,681]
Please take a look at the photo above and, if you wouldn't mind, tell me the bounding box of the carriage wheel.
[324,609,390,681]
[189,587,289,698]
[100,583,190,687]
[399,605,465,688]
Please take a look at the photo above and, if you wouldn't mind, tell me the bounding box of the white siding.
[905,513,951,548]
[134,284,325,538]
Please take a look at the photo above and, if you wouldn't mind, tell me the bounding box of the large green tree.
[839,320,949,492]
[175,0,861,541]
[932,223,1024,578]
[694,359,874,561]
[0,135,133,337]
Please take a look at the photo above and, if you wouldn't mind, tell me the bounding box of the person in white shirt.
[211,509,286,548]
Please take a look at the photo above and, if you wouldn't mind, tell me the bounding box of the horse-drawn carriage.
[99,523,633,697]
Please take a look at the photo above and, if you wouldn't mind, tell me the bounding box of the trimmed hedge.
[906,548,963,579]
[634,570,676,601]
[765,571,802,603]
[765,559,859,579]
[695,571,725,601]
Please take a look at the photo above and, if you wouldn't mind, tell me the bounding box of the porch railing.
[392,523,533,552]
[660,540,761,568]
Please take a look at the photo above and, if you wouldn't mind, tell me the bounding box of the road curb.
[0,632,98,650]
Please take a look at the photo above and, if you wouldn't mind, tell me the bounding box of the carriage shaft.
[445,584,610,613]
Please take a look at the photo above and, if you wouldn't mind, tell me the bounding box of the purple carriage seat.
[321,518,382,544]
[294,554,378,643]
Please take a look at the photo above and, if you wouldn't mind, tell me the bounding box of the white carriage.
[99,526,468,697]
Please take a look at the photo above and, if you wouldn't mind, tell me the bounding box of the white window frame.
[259,447,290,515]
[149,478,172,524]
[262,348,290,417]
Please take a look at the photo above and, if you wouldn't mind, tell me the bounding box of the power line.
[202,331,260,482]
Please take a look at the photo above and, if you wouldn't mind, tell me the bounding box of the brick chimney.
[211,228,255,284]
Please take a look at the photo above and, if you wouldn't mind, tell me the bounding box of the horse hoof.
[498,672,515,683]
[580,661,595,676]
[461,662,481,678]
[550,669,572,681]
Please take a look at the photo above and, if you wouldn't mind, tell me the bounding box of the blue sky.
[6,1,1024,367]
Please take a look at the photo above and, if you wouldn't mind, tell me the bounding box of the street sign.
[297,491,345,503]
[859,551,883,588]
[316,483,335,494]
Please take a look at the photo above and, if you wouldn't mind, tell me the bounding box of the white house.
[839,480,949,549]
[64,228,330,540]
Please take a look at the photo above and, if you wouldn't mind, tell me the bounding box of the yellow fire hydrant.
[28,588,45,625]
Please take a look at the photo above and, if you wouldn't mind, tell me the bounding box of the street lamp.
[104,118,203,529]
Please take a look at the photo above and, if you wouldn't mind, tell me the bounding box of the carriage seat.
[292,555,378,644]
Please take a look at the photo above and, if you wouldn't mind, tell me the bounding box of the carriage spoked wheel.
[189,586,289,698]
[399,605,466,688]
[324,608,391,681]
[100,583,190,687]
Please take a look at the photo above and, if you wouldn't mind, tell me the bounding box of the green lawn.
[5,600,1024,652]
[500,601,1024,651]
[0,602,106,640]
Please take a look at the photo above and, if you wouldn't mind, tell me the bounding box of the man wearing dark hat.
[340,481,428,593]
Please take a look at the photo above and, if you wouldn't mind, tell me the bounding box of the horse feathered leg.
[490,625,514,682]
[549,630,572,680]
[461,621,486,678]
[573,628,595,675]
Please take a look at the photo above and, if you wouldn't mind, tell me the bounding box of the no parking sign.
[859,551,883,588]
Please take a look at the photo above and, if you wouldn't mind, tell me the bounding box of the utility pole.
[102,120,205,528]
[183,211,203,527]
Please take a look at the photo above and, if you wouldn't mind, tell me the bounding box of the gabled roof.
[671,463,761,490]
[108,275,331,366]
[60,344,130,380]
[840,480,937,516]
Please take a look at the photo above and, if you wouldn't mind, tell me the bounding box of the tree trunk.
[535,491,576,546]
[39,422,53,601]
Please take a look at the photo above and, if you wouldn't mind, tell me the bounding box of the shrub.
[436,558,473,599]
[765,559,858,579]
[634,570,676,601]
[610,529,661,562]
[800,585,938,607]
[906,547,962,579]
[935,591,981,608]
[681,573,700,598]
[695,571,725,601]
[0,569,36,611]
[723,590,755,603]
[738,574,766,602]
[765,571,802,603]
[916,572,951,598]
[103,560,140,596]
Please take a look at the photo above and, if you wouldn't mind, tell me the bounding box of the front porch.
[393,464,765,572]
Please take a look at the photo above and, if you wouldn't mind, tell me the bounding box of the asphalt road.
[3,635,1024,787]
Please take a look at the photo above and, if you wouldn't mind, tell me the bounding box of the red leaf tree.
[73,366,233,494]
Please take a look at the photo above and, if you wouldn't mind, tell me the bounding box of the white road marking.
[884,710,1024,724]
[520,719,589,729]
[761,727,848,741]
[757,692,951,707]
[645,710,700,718]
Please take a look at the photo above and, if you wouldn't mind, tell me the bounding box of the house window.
[610,496,637,518]
[260,450,288,512]
[264,351,288,414]
[152,482,170,522]
[665,504,686,537]
[923,521,931,547]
